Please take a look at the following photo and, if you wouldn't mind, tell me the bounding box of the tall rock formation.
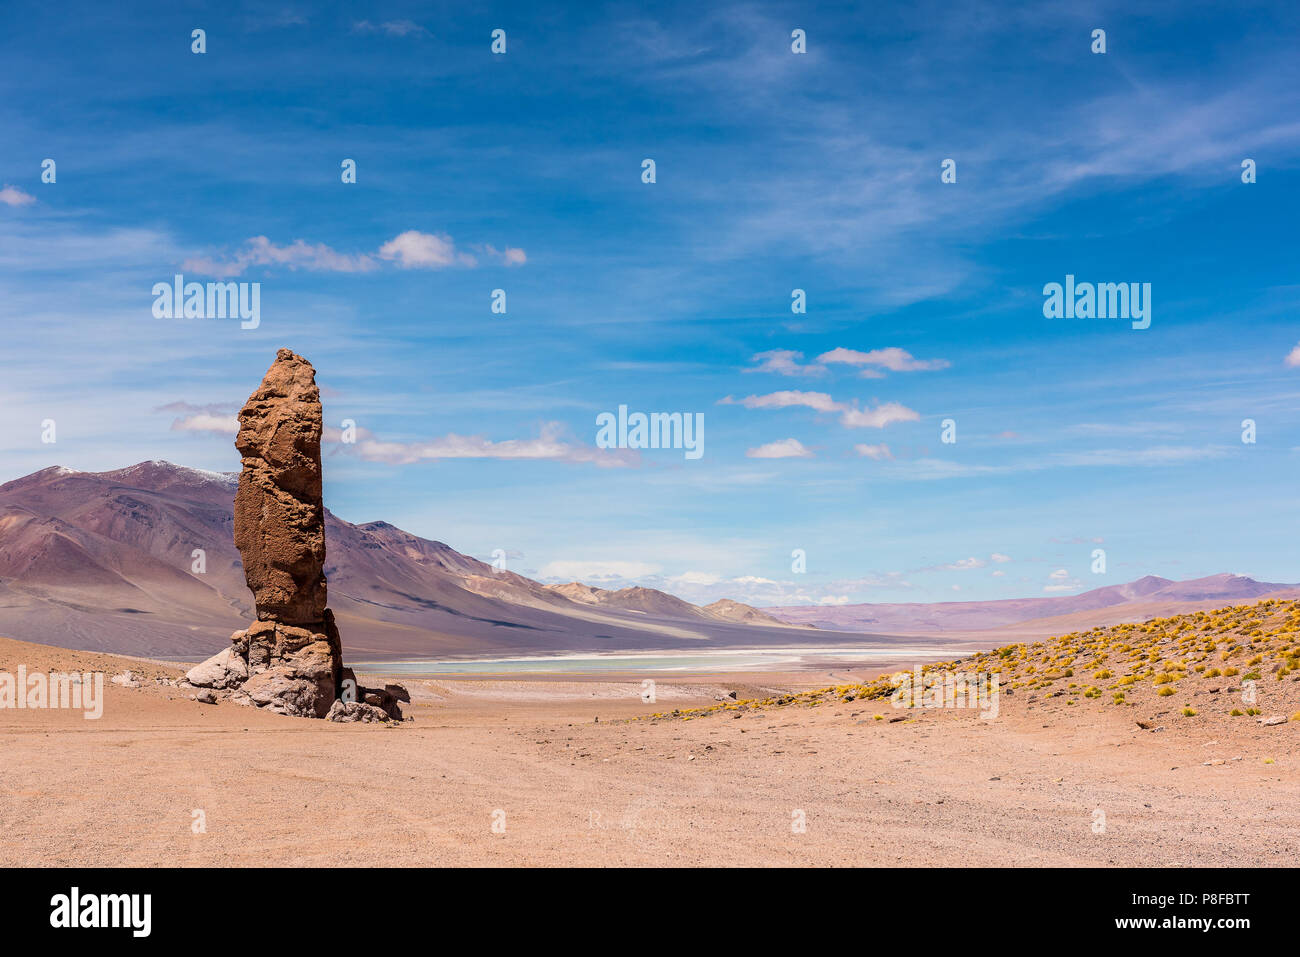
[232,349,328,624]
[186,349,401,721]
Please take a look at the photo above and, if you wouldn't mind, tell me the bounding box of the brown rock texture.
[185,349,393,719]
[233,348,328,624]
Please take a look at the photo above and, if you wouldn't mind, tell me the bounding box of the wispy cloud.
[539,560,660,581]
[744,350,827,377]
[155,401,237,415]
[1044,567,1083,592]
[156,401,240,436]
[182,236,378,277]
[340,422,635,468]
[0,185,36,207]
[913,553,1011,574]
[723,390,839,413]
[818,347,950,375]
[746,438,813,459]
[744,347,948,378]
[854,443,893,460]
[169,413,239,435]
[182,232,525,277]
[839,403,920,428]
[720,391,920,429]
[352,19,430,38]
[884,445,1230,480]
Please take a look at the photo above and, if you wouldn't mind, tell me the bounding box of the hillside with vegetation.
[652,598,1300,723]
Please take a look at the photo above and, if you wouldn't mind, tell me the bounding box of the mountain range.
[1,461,1293,661]
[0,462,828,660]
[765,574,1300,637]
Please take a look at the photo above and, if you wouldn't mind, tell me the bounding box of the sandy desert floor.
[1,634,1296,867]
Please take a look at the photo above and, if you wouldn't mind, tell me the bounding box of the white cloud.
[1286,343,1300,368]
[183,231,525,277]
[379,230,476,269]
[1049,568,1069,579]
[884,445,1230,480]
[742,347,949,379]
[722,390,840,413]
[991,570,1006,577]
[818,347,950,375]
[854,443,893,460]
[183,236,378,277]
[990,553,1012,563]
[721,391,920,430]
[746,438,813,459]
[347,421,634,468]
[480,244,526,266]
[839,402,920,429]
[169,413,239,435]
[539,560,660,581]
[155,401,236,415]
[745,350,826,377]
[668,571,723,586]
[0,185,36,207]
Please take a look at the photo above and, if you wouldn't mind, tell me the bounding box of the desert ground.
[2,631,1296,868]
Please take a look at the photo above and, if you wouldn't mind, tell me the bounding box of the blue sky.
[2,0,1299,606]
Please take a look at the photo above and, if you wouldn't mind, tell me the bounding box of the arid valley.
[4,609,1298,868]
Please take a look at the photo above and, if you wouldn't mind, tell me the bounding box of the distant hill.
[0,462,839,660]
[703,598,815,628]
[765,573,1299,636]
[541,583,810,628]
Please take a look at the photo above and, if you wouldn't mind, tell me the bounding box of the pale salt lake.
[351,646,957,677]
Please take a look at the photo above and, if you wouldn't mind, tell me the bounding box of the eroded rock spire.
[186,349,404,721]
[233,348,328,624]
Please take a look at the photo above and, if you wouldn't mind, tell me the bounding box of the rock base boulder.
[186,611,347,719]
[186,613,406,720]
